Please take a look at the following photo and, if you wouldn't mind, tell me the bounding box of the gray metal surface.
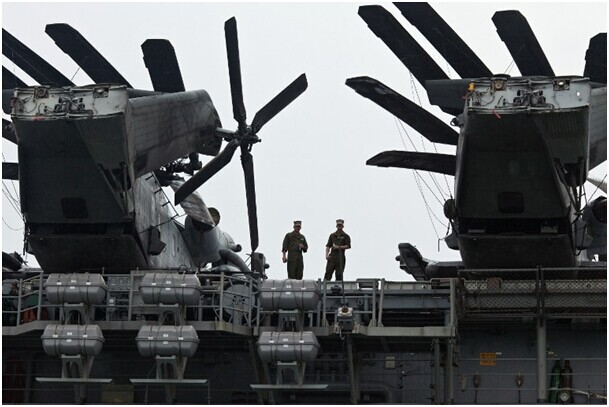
[41,324,104,356]
[135,325,199,358]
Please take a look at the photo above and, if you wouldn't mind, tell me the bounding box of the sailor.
[324,219,351,281]
[282,221,308,280]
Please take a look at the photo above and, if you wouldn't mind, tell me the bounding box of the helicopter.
[346,3,606,274]
[2,18,308,274]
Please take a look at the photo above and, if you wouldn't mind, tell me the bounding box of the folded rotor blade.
[251,73,308,134]
[45,23,132,87]
[3,67,27,89]
[394,2,492,79]
[2,162,18,180]
[175,139,239,205]
[425,78,471,116]
[346,76,458,146]
[225,17,247,129]
[141,39,186,93]
[241,146,259,252]
[169,180,215,227]
[584,33,607,84]
[2,29,74,86]
[358,5,448,87]
[367,150,456,176]
[2,119,17,144]
[492,11,554,76]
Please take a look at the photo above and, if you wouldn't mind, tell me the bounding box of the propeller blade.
[492,11,554,76]
[225,17,247,129]
[394,2,492,79]
[141,39,186,93]
[251,73,308,134]
[2,162,18,180]
[358,5,448,87]
[45,23,132,87]
[2,119,17,144]
[241,146,259,252]
[2,29,74,86]
[169,180,215,227]
[346,76,458,146]
[175,139,239,205]
[3,67,27,89]
[425,78,471,116]
[367,150,456,176]
[584,33,607,84]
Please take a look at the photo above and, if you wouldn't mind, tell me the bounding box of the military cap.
[293,220,302,226]
[336,219,344,225]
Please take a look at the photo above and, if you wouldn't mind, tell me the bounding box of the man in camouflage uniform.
[324,219,351,281]
[282,220,308,279]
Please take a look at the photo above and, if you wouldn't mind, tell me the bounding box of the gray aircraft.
[2,18,307,274]
[345,3,606,275]
[1,4,606,405]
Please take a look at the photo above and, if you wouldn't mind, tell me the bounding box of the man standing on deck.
[324,219,351,281]
[282,220,308,279]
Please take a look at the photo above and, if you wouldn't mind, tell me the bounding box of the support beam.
[346,335,360,404]
[537,318,547,403]
[433,339,441,404]
[444,339,454,404]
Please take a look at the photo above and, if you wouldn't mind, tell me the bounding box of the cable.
[588,174,607,202]
[3,218,23,231]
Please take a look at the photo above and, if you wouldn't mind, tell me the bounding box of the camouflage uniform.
[282,231,308,279]
[324,230,351,281]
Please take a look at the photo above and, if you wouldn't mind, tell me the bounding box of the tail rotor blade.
[141,39,186,92]
[584,33,607,84]
[367,150,456,176]
[175,139,239,205]
[492,11,554,76]
[393,2,492,78]
[358,5,448,87]
[241,146,259,252]
[251,73,308,134]
[346,76,458,146]
[46,23,132,87]
[225,17,247,129]
[2,29,74,86]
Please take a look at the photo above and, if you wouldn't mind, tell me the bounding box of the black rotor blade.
[2,119,17,144]
[584,33,607,84]
[251,73,308,134]
[141,39,185,93]
[492,11,554,76]
[2,29,74,86]
[346,76,458,146]
[175,139,239,205]
[45,23,132,87]
[2,162,18,180]
[358,5,448,87]
[225,17,247,129]
[241,146,259,252]
[425,78,471,116]
[367,150,456,176]
[3,67,27,89]
[393,2,492,78]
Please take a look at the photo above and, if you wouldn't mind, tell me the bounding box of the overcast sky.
[2,2,607,281]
